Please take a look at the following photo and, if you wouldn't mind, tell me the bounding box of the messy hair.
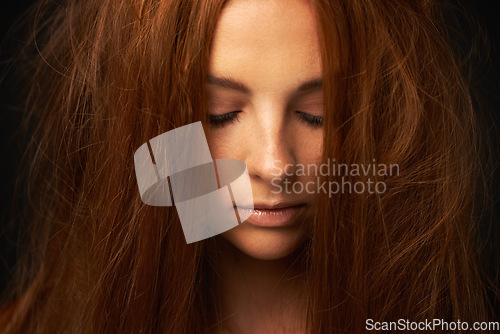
[0,0,498,332]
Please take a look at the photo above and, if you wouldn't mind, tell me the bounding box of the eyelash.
[296,111,323,128]
[208,111,242,128]
[208,111,323,128]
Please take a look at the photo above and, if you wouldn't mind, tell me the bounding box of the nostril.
[249,157,298,185]
[269,160,296,179]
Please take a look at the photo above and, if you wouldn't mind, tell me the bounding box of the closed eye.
[296,111,323,128]
[208,111,242,128]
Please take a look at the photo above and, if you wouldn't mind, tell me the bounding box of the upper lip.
[239,202,306,210]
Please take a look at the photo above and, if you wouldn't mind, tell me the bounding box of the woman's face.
[206,0,323,260]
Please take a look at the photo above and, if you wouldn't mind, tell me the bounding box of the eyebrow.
[297,78,323,92]
[207,75,251,94]
[207,75,323,95]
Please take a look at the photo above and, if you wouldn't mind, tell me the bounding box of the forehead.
[209,0,322,92]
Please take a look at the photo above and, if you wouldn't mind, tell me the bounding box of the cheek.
[205,128,245,160]
[290,130,323,186]
[293,130,323,164]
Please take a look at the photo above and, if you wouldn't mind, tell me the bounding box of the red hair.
[1,0,498,332]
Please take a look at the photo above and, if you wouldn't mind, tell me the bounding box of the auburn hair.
[1,0,498,333]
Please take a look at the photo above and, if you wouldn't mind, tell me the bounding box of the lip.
[237,203,307,227]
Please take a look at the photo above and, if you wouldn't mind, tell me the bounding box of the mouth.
[236,203,307,227]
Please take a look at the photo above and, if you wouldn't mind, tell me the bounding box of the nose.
[245,113,296,185]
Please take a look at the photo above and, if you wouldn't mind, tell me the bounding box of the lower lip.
[237,205,306,227]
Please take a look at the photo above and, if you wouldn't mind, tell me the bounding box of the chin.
[219,223,309,260]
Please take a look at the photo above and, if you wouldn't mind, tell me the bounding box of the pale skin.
[205,0,324,333]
